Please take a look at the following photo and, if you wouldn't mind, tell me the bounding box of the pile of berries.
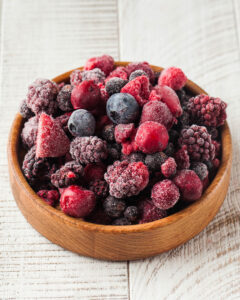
[20,55,227,225]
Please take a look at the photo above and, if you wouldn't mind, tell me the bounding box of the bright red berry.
[158,67,187,90]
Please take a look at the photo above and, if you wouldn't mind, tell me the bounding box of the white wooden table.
[0,0,240,299]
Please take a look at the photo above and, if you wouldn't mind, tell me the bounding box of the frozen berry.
[26,79,58,115]
[21,116,38,148]
[84,54,114,76]
[121,152,145,163]
[174,146,190,169]
[124,206,138,222]
[125,61,154,83]
[179,125,215,162]
[104,161,149,198]
[140,99,174,130]
[188,95,227,127]
[107,143,122,162]
[212,158,220,169]
[81,68,105,84]
[36,113,70,158]
[173,170,203,202]
[151,180,180,210]
[19,99,34,119]
[114,123,135,143]
[121,75,150,107]
[84,163,107,182]
[89,179,108,199]
[105,77,128,96]
[101,124,115,142]
[57,84,73,112]
[51,161,84,188]
[212,140,221,157]
[138,199,167,223]
[129,69,148,81]
[56,112,72,135]
[106,93,139,124]
[71,80,101,111]
[161,157,177,178]
[135,121,169,154]
[103,196,126,218]
[68,109,96,137]
[208,127,219,140]
[60,185,96,218]
[112,217,131,226]
[158,67,187,90]
[191,162,208,181]
[145,152,167,171]
[37,189,59,206]
[105,66,128,82]
[70,136,108,164]
[149,85,182,117]
[70,69,82,86]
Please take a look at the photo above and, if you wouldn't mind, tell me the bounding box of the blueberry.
[105,77,128,96]
[68,109,95,137]
[124,206,138,222]
[106,93,139,124]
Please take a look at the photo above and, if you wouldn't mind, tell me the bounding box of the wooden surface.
[0,0,240,299]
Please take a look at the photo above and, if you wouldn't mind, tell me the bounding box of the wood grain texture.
[118,0,240,299]
[0,1,129,300]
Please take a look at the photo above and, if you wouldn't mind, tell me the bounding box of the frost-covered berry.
[68,109,96,137]
[37,189,59,207]
[158,67,187,90]
[84,54,114,76]
[103,196,126,218]
[19,99,34,119]
[105,66,128,82]
[191,162,208,181]
[125,61,155,83]
[105,77,128,96]
[121,152,145,164]
[145,152,167,171]
[112,217,131,225]
[57,84,73,112]
[81,68,105,84]
[89,179,109,199]
[106,93,139,124]
[174,146,190,169]
[70,69,82,86]
[124,206,138,222]
[129,69,148,81]
[161,157,177,178]
[21,116,38,148]
[114,123,135,143]
[138,199,167,223]
[101,124,115,142]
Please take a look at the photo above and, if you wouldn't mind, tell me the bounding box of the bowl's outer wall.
[8,62,232,261]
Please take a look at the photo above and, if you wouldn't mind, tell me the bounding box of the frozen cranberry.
[60,185,96,218]
[135,121,169,154]
[71,80,101,111]
[158,67,187,90]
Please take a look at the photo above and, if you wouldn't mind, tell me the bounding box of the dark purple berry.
[124,206,138,222]
[57,84,73,112]
[112,217,131,225]
[129,70,147,81]
[191,162,208,181]
[101,124,115,142]
[103,196,126,218]
[19,99,34,119]
[145,152,168,171]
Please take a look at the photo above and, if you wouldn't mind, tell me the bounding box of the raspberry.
[36,113,70,158]
[70,136,108,164]
[179,125,215,162]
[121,75,150,107]
[98,83,109,104]
[21,116,38,148]
[84,163,107,182]
[84,54,114,76]
[101,124,115,142]
[114,123,135,143]
[129,70,148,81]
[174,146,190,169]
[105,77,128,96]
[104,161,149,198]
[51,161,84,188]
[37,189,59,206]
[19,99,34,119]
[105,66,128,82]
[149,85,182,117]
[112,217,131,225]
[191,162,208,181]
[124,206,138,222]
[138,199,167,223]
[81,68,105,84]
[145,152,167,171]
[188,95,227,127]
[121,152,145,163]
[158,67,187,90]
[71,80,101,111]
[57,84,73,112]
[60,185,96,218]
[26,79,58,115]
[70,69,82,86]
[103,196,126,218]
[121,137,139,155]
[173,170,203,202]
[135,121,169,154]
[161,157,177,178]
[56,112,72,135]
[140,99,174,130]
[89,179,108,199]
[125,61,155,83]
[151,180,180,210]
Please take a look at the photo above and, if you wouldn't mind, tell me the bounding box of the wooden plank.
[118,0,240,299]
[0,1,129,299]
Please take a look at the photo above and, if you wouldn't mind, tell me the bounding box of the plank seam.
[232,0,240,58]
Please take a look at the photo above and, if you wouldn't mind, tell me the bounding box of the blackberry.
[19,99,34,119]
[26,78,59,115]
[70,136,108,164]
[82,68,105,84]
[21,116,38,148]
[179,125,215,162]
[57,84,73,112]
[103,196,126,218]
[51,161,84,188]
[191,162,208,181]
[89,179,109,199]
[112,217,131,225]
[106,77,128,96]
[101,124,115,142]
[129,70,147,81]
[145,152,168,171]
[124,206,138,222]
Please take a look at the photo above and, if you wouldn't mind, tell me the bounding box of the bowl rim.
[8,62,232,234]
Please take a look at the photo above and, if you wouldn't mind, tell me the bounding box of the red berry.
[70,70,82,86]
[135,121,169,154]
[105,66,128,83]
[84,55,114,76]
[121,75,150,107]
[138,199,167,223]
[60,185,96,218]
[140,100,174,130]
[84,163,107,182]
[114,123,135,143]
[36,113,70,158]
[37,189,59,207]
[161,157,177,178]
[174,146,190,170]
[158,67,187,90]
[149,85,182,117]
[151,180,180,210]
[173,170,203,202]
[71,80,101,111]
[125,61,155,83]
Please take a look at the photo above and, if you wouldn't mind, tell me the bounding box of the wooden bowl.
[8,62,232,261]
